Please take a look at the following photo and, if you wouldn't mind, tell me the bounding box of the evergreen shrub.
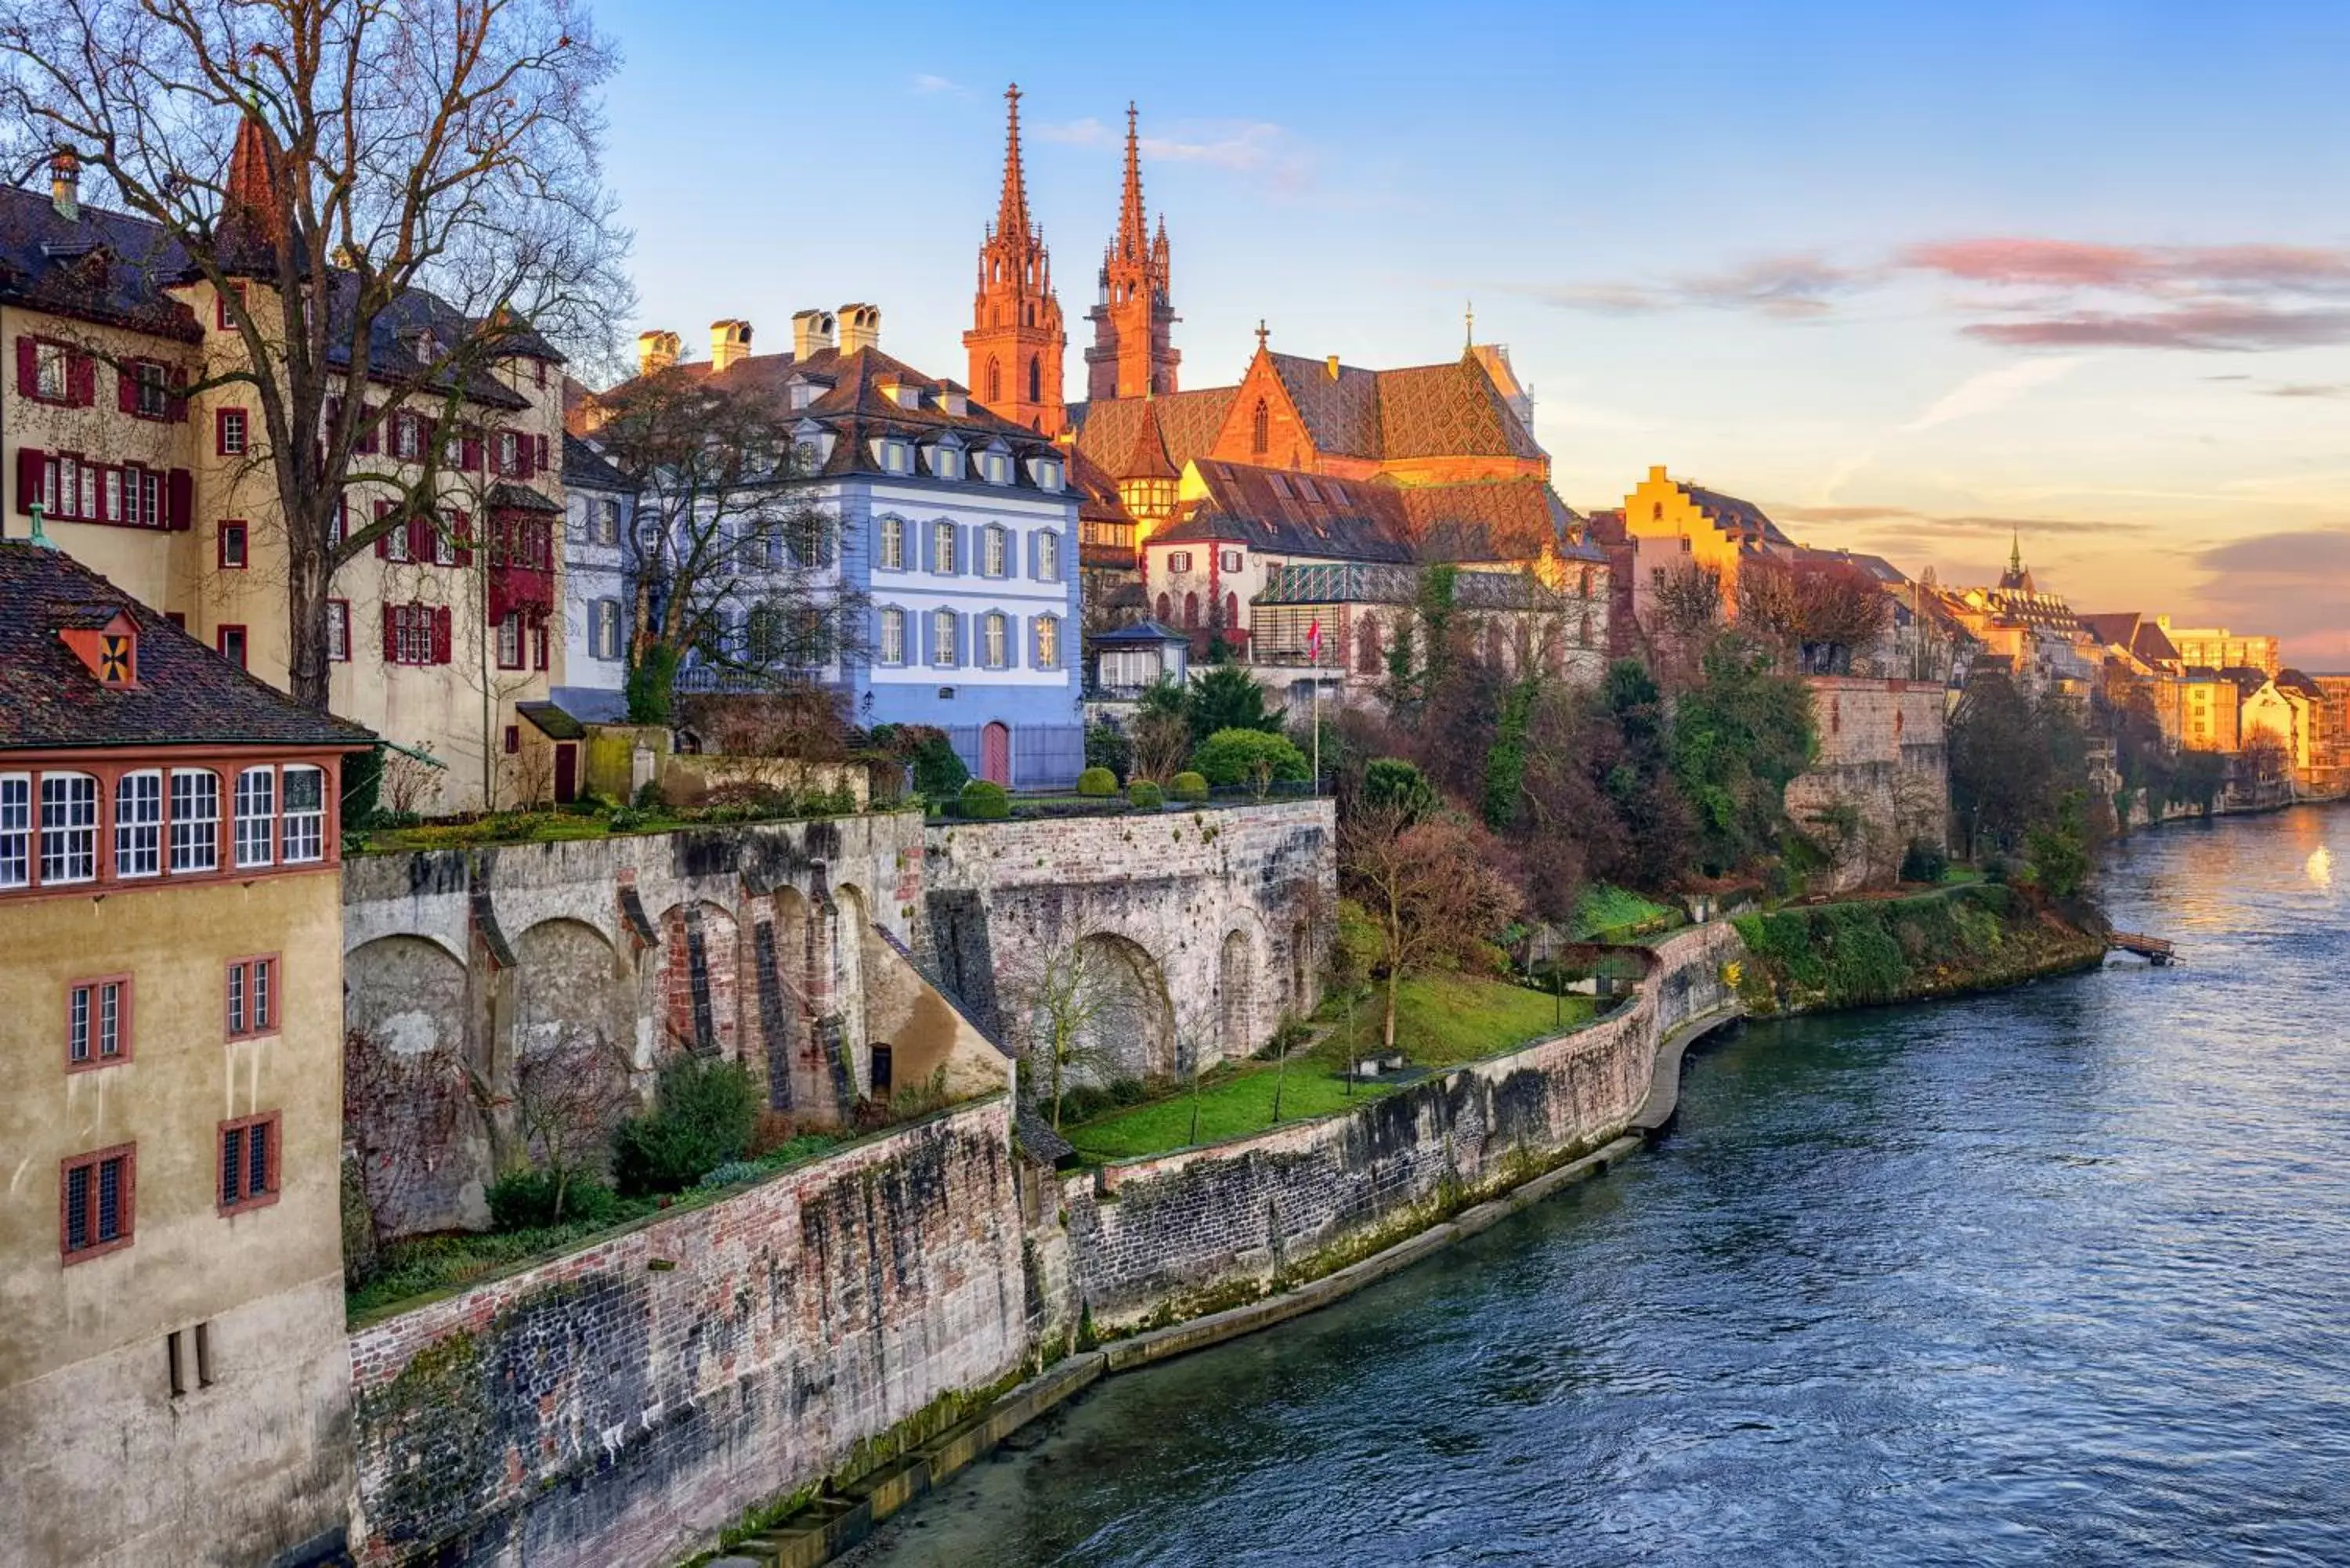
[1170,771,1209,804]
[959,780,1011,819]
[1128,780,1164,808]
[612,1056,761,1198]
[1076,766,1119,797]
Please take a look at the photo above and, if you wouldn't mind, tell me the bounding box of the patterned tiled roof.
[1394,477,1600,563]
[1255,560,1564,609]
[0,544,373,753]
[1269,352,1383,457]
[1371,356,1545,461]
[1067,387,1236,475]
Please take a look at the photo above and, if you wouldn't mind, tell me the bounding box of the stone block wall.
[1786,676,1950,893]
[341,815,1003,1239]
[1049,920,1746,1329]
[346,1097,1026,1568]
[921,800,1336,1081]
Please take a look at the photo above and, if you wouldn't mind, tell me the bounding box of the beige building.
[0,543,371,1567]
[1614,466,1798,633]
[2,140,571,812]
[2156,617,2280,680]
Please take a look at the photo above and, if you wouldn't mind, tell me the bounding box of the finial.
[1465,299,1475,349]
[1255,320,1269,352]
[27,501,53,549]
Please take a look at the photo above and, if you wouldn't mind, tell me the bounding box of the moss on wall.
[1730,884,2103,1017]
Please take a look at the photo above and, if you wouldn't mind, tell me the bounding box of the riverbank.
[1730,882,2107,1018]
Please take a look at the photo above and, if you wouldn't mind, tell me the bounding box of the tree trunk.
[285,507,333,710]
[1383,963,1401,1053]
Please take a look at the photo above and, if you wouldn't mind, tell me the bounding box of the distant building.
[2157,617,2280,679]
[1614,466,1797,632]
[555,432,635,725]
[0,542,371,1567]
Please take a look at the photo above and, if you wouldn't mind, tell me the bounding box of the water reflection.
[847,807,2350,1568]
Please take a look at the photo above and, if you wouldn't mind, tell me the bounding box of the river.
[844,807,2350,1567]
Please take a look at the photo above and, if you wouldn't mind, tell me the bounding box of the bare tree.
[1641,559,1723,689]
[472,1033,635,1222]
[1340,805,1524,1054]
[1739,556,1895,674]
[1003,934,1131,1132]
[0,0,629,710]
[582,370,868,722]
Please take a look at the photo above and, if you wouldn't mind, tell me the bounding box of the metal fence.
[943,723,1086,793]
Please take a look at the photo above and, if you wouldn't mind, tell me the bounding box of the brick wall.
[347,1096,1025,1568]
[1050,921,1746,1329]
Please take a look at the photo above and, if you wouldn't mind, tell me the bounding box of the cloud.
[1034,116,1314,197]
[1768,501,2148,538]
[2195,526,2350,576]
[1900,356,2084,431]
[1963,305,2350,351]
[1033,116,1112,146]
[1902,238,2350,294]
[2191,528,2350,654]
[2261,382,2350,399]
[909,73,970,97]
[1522,253,1864,320]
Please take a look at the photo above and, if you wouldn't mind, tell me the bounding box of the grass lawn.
[1571,884,1679,941]
[1061,972,1595,1163]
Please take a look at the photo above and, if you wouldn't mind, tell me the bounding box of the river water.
[847,807,2350,1568]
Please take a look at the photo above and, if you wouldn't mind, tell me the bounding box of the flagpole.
[1309,618,1322,796]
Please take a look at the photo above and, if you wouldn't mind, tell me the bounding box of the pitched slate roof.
[1066,386,1238,475]
[1679,482,1795,547]
[0,544,374,753]
[1393,477,1599,563]
[0,182,545,407]
[562,432,632,493]
[2078,612,2182,669]
[1153,461,1415,562]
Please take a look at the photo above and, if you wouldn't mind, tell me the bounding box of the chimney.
[710,319,753,372]
[50,149,79,222]
[837,302,880,355]
[636,330,680,377]
[791,309,837,359]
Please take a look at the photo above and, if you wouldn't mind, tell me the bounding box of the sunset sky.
[596,0,2350,666]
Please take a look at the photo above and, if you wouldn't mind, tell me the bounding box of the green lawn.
[1061,973,1594,1163]
[1571,884,1680,941]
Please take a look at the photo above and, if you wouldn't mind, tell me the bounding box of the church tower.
[964,84,1067,435]
[1085,105,1180,403]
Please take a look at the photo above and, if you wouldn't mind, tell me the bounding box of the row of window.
[1163,550,1246,575]
[866,438,1060,492]
[876,606,1061,671]
[17,447,185,529]
[59,1117,282,1263]
[63,959,277,1070]
[16,337,182,418]
[0,766,325,891]
[874,516,1062,582]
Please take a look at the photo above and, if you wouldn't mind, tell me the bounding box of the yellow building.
[2176,667,2243,752]
[0,543,372,1567]
[1615,465,1796,632]
[2155,617,2280,679]
[2,142,571,812]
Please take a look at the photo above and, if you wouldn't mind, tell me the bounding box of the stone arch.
[1068,931,1174,1083]
[1218,928,1259,1061]
[655,899,742,1061]
[761,885,814,1110]
[345,934,484,1238]
[511,918,638,1168]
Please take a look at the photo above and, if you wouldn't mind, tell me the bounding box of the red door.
[981,722,1011,786]
[554,743,578,804]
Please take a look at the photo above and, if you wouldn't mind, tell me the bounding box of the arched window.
[1028,356,1042,403]
[1224,591,1239,629]
[1157,592,1172,622]
[1578,612,1593,648]
[982,612,1008,670]
[1356,616,1382,674]
[1251,399,1270,455]
[1184,591,1200,628]
[985,358,1001,403]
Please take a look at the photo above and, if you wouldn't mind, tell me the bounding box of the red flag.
[1307,618,1321,662]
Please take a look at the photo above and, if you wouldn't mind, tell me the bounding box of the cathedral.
[964,84,1604,664]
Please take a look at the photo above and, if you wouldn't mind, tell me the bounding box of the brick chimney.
[636,330,680,377]
[710,320,753,372]
[50,149,78,222]
[791,309,837,359]
[837,302,880,354]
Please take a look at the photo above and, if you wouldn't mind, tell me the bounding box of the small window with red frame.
[66,975,132,1070]
[218,1112,281,1215]
[218,520,248,569]
[226,955,277,1039]
[60,1143,134,1262]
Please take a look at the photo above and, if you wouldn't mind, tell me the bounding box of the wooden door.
[981,722,1010,786]
[554,742,577,803]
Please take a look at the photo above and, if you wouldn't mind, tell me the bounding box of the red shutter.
[167,367,188,422]
[381,605,399,663]
[460,432,481,471]
[69,354,95,406]
[14,337,34,396]
[118,364,138,414]
[453,508,473,567]
[358,406,378,455]
[166,468,193,531]
[407,515,428,562]
[16,446,43,514]
[431,606,452,665]
[215,407,230,456]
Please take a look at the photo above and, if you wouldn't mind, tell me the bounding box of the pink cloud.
[1965,305,2350,351]
[1904,238,2158,289]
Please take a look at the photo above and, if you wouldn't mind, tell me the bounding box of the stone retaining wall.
[1050,920,1747,1330]
[345,1096,1025,1568]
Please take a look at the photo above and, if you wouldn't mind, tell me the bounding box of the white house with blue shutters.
[630,307,1084,787]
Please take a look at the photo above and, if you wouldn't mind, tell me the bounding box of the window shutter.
[381,605,399,663]
[166,469,193,532]
[432,606,452,665]
[453,509,473,567]
[921,609,936,666]
[950,609,964,667]
[460,432,481,471]
[16,446,43,514]
[956,524,972,578]
[13,337,33,396]
[168,367,188,422]
[118,365,138,414]
[1030,616,1043,669]
[358,406,378,455]
[70,354,94,406]
[535,434,549,474]
[407,515,429,562]
[1027,530,1040,580]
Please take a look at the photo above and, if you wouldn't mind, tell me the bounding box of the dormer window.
[58,610,139,689]
[880,381,923,411]
[940,390,969,416]
[788,379,820,412]
[868,437,915,476]
[927,442,965,481]
[978,448,1013,486]
[1028,457,1064,492]
[412,328,438,365]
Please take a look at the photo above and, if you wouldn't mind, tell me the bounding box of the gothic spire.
[996,83,1030,239]
[2009,529,2023,576]
[1116,102,1148,262]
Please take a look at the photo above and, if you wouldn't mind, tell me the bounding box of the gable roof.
[1154,461,1415,562]
[1391,477,1598,563]
[0,544,373,753]
[562,432,631,493]
[1679,482,1794,547]
[1255,560,1567,610]
[1066,386,1238,476]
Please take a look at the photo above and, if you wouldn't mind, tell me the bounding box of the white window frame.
[879,515,906,571]
[1169,551,1192,573]
[39,772,99,885]
[983,526,1008,578]
[280,765,325,864]
[0,772,29,888]
[1036,614,1060,670]
[880,606,906,666]
[931,608,957,668]
[170,769,220,873]
[115,770,162,879]
[233,766,276,869]
[982,612,1007,670]
[35,340,67,400]
[934,520,957,575]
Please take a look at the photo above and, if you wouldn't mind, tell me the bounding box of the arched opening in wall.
[656,900,741,1061]
[830,883,871,1097]
[763,886,813,1110]
[1251,399,1270,456]
[986,357,1002,403]
[981,721,1011,785]
[512,918,638,1176]
[1542,623,1564,674]
[1032,932,1174,1087]
[1156,591,1172,623]
[345,934,479,1241]
[1484,620,1506,670]
[1028,356,1042,403]
[1224,591,1239,630]
[1219,929,1258,1061]
[1357,615,1382,674]
[1184,591,1199,628]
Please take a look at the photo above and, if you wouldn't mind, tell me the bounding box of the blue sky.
[595,0,2350,663]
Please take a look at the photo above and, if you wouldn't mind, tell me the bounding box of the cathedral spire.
[1115,102,1147,262]
[996,83,1030,239]
[2008,528,2023,576]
